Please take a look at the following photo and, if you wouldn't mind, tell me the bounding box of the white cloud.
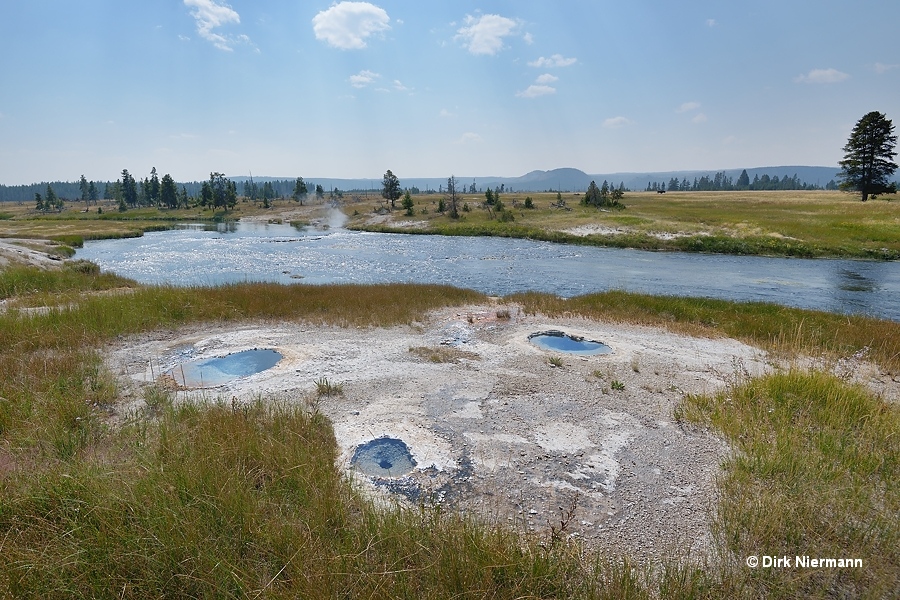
[348,69,380,88]
[706,18,717,27]
[794,68,849,84]
[456,14,519,55]
[523,32,534,45]
[602,116,631,129]
[439,108,456,118]
[313,2,390,50]
[392,79,410,92]
[692,113,708,124]
[528,54,577,68]
[516,84,556,98]
[535,73,558,84]
[456,132,483,144]
[874,62,900,74]
[183,0,244,51]
[676,101,701,113]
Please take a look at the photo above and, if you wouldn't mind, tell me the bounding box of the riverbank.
[3,189,899,260]
[346,190,900,260]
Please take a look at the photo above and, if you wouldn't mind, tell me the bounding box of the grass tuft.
[676,370,899,598]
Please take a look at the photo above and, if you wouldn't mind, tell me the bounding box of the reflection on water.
[838,268,875,292]
[76,222,900,321]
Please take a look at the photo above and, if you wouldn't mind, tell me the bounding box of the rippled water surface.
[76,222,900,321]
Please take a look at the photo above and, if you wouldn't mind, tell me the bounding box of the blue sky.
[1,1,898,185]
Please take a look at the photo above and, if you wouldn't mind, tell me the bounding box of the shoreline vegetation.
[0,189,898,260]
[0,190,897,596]
[346,189,900,260]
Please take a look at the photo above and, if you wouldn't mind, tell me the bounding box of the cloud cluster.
[516,84,556,98]
[794,68,849,84]
[517,53,576,98]
[349,69,380,88]
[183,0,246,51]
[602,116,631,129]
[313,1,390,50]
[676,101,706,124]
[455,14,519,55]
[527,54,577,68]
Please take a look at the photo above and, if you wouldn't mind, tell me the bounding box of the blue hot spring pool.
[351,437,417,478]
[169,349,282,387]
[529,330,612,356]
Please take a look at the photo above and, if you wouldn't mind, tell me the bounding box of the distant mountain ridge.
[238,166,843,193]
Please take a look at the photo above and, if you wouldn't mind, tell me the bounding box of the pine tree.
[292,177,308,205]
[160,174,178,209]
[838,111,898,201]
[402,189,414,216]
[381,170,401,209]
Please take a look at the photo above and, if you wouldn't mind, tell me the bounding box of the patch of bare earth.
[105,305,783,565]
[0,239,65,269]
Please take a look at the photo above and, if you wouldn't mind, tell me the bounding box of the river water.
[75,222,900,321]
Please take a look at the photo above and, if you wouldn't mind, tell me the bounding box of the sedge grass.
[676,370,899,598]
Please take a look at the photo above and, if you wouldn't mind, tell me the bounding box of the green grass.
[0,263,897,597]
[348,190,900,259]
[676,371,899,598]
[0,261,134,300]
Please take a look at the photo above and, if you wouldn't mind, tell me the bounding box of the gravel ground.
[106,303,782,563]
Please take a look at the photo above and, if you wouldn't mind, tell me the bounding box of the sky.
[1,0,898,185]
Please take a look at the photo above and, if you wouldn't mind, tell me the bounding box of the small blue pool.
[169,349,282,387]
[352,437,417,478]
[529,330,612,356]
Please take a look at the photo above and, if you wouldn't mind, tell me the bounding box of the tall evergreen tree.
[79,175,90,207]
[121,169,137,207]
[149,167,161,206]
[838,111,898,201]
[381,169,401,209]
[446,175,460,218]
[292,177,308,205]
[160,174,178,208]
[45,184,60,211]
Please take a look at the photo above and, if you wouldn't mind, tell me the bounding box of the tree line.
[646,170,828,193]
[3,168,334,214]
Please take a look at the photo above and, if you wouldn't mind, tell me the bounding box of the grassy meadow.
[349,190,900,259]
[0,255,897,597]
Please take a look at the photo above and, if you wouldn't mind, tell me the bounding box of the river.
[75,222,900,321]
